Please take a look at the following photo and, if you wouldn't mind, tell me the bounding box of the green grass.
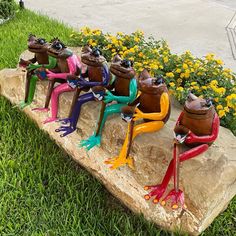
[0,9,235,236]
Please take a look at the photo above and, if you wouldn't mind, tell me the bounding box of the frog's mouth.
[28,37,47,53]
[138,71,166,94]
[47,49,60,57]
[81,47,106,67]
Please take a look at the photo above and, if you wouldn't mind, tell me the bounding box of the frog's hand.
[79,135,101,151]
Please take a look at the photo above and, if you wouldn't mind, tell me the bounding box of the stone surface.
[0,51,236,235]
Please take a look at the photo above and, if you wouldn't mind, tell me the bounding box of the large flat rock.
[0,62,235,235]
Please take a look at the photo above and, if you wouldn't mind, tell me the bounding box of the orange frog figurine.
[105,69,171,169]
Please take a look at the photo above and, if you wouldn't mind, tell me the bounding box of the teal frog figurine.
[80,54,138,151]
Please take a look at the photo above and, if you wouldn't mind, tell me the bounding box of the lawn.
[0,9,235,235]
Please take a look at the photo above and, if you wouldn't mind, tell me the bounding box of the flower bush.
[70,27,236,135]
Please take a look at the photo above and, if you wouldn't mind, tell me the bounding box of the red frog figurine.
[144,93,220,209]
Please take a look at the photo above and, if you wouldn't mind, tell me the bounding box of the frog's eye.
[92,48,102,57]
[121,59,132,68]
[53,42,63,50]
[205,98,213,107]
[153,76,164,85]
[37,38,46,45]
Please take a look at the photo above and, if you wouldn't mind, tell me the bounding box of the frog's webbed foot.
[55,125,76,137]
[105,156,134,170]
[144,184,166,204]
[79,135,101,151]
[32,107,50,112]
[56,117,72,125]
[43,117,57,124]
[19,101,31,109]
[161,189,186,209]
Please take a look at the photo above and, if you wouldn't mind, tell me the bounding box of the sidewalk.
[26,0,236,70]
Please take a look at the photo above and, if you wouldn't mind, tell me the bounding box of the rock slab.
[0,52,235,235]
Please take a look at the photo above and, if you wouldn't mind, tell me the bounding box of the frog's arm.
[134,92,169,121]
[185,114,219,144]
[47,55,79,80]
[78,63,110,87]
[43,56,57,69]
[27,56,57,70]
[112,78,137,103]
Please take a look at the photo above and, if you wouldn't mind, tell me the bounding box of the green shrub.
[0,0,16,20]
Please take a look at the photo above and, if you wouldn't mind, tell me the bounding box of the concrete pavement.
[25,0,236,70]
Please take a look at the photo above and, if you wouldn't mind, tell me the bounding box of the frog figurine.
[79,54,138,150]
[144,93,220,209]
[55,46,110,137]
[105,69,171,169]
[18,34,57,109]
[33,38,83,124]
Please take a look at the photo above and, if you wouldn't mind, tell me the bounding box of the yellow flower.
[135,62,142,67]
[117,31,124,36]
[184,72,190,78]
[205,53,215,61]
[218,110,226,118]
[176,68,181,73]
[224,107,230,112]
[216,105,223,110]
[176,86,184,92]
[183,63,188,69]
[191,82,197,86]
[134,37,140,42]
[111,48,116,52]
[214,97,219,102]
[210,80,218,86]
[194,63,200,69]
[226,94,236,110]
[129,47,135,53]
[91,42,97,47]
[163,56,169,63]
[166,72,175,78]
[216,59,223,65]
[138,52,144,57]
[169,82,175,87]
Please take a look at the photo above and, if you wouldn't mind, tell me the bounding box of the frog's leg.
[24,71,32,103]
[144,144,208,207]
[79,103,125,151]
[43,83,75,124]
[19,74,38,109]
[56,88,82,125]
[55,92,95,137]
[105,120,165,170]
